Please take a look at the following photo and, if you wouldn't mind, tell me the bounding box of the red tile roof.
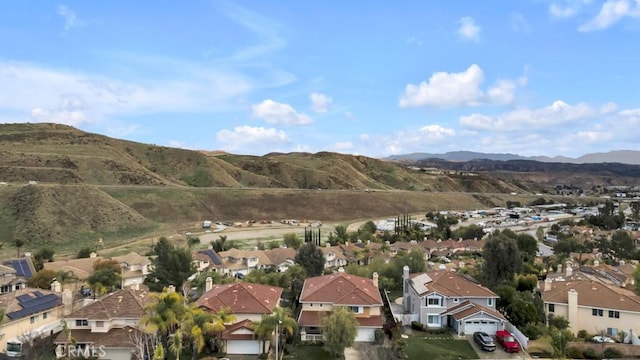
[196,282,283,314]
[66,289,150,320]
[221,319,255,340]
[300,272,382,306]
[440,300,506,321]
[298,310,384,327]
[408,270,497,298]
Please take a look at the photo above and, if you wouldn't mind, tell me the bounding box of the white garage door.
[226,340,260,355]
[464,320,498,335]
[355,328,376,342]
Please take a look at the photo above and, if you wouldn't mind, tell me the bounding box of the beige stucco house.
[541,278,640,336]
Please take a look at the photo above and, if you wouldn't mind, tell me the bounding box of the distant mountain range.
[386,150,640,165]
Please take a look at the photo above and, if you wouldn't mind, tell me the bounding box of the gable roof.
[3,257,36,279]
[263,247,297,265]
[0,288,61,321]
[66,289,150,320]
[43,257,102,280]
[542,280,640,313]
[408,270,496,298]
[300,272,382,306]
[196,282,283,314]
[221,319,255,340]
[440,300,506,321]
[112,252,149,267]
[196,249,224,266]
[54,326,142,348]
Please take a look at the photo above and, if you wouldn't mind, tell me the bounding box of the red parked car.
[496,330,520,353]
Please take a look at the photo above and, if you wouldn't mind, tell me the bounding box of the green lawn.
[405,335,478,360]
[288,344,334,360]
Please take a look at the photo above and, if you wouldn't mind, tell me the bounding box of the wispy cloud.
[510,12,532,33]
[457,16,481,41]
[215,125,290,154]
[57,4,84,30]
[405,37,423,46]
[579,0,640,31]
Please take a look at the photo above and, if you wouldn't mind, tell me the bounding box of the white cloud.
[310,93,333,113]
[30,108,90,126]
[0,60,260,128]
[457,17,481,41]
[215,126,290,153]
[399,64,525,108]
[252,99,313,125]
[381,125,457,155]
[57,5,83,30]
[331,141,354,151]
[548,0,593,19]
[460,100,618,131]
[579,0,640,31]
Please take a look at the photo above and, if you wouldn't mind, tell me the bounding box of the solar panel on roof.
[201,249,222,266]
[6,294,59,320]
[9,259,33,279]
[16,294,33,302]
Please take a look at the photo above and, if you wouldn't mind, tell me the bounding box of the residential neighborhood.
[1,199,640,359]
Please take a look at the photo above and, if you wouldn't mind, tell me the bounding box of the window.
[427,297,441,307]
[30,316,37,324]
[43,312,49,319]
[76,319,89,327]
[96,321,104,328]
[487,298,494,307]
[592,309,603,317]
[608,311,620,319]
[607,328,619,336]
[549,304,555,313]
[348,306,363,314]
[427,315,440,325]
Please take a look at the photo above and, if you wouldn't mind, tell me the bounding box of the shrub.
[522,322,547,340]
[411,321,425,331]
[566,347,584,359]
[577,330,590,339]
[583,348,599,359]
[604,348,624,359]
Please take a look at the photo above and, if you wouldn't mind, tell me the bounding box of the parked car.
[80,285,91,297]
[591,335,616,343]
[496,330,520,353]
[473,331,496,352]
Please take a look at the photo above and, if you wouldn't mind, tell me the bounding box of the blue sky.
[2,1,640,158]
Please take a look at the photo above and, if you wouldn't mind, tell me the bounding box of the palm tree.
[181,306,218,360]
[252,318,274,356]
[169,331,183,360]
[212,307,236,354]
[142,290,188,351]
[260,307,298,356]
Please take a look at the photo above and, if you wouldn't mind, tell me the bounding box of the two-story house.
[321,244,348,269]
[0,284,73,357]
[111,252,151,288]
[403,267,505,335]
[0,264,27,295]
[197,280,283,355]
[541,278,640,336]
[54,285,152,360]
[298,269,383,342]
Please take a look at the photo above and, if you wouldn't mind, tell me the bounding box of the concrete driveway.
[467,335,524,360]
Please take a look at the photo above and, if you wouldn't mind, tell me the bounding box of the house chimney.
[594,260,600,266]
[367,240,371,246]
[544,278,553,292]
[566,264,573,277]
[130,281,140,291]
[325,243,330,248]
[207,244,213,250]
[62,289,73,315]
[403,266,410,312]
[90,252,97,258]
[51,280,62,293]
[205,277,213,292]
[167,285,176,293]
[372,272,379,288]
[557,263,563,274]
[619,260,626,266]
[568,289,578,334]
[338,267,345,273]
